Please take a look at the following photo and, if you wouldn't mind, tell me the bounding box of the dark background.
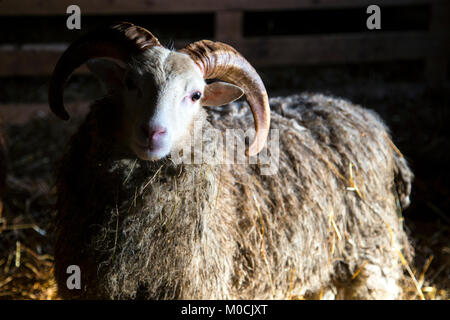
[0,1,448,299]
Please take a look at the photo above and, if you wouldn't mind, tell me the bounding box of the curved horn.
[49,22,161,120]
[180,40,270,157]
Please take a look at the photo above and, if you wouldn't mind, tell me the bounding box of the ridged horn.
[180,40,270,157]
[48,22,161,120]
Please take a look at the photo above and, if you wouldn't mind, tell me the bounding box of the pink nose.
[151,127,167,141]
[141,124,167,141]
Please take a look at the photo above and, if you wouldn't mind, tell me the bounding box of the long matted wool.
[54,93,413,299]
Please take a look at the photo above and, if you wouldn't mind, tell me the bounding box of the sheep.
[49,22,414,299]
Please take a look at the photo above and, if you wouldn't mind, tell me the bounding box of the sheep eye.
[191,91,201,102]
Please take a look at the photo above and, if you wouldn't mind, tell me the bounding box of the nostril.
[140,124,167,141]
[151,127,167,140]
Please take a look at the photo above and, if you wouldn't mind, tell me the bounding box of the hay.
[0,117,78,300]
[0,107,448,300]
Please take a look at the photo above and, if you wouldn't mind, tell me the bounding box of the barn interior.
[0,1,448,300]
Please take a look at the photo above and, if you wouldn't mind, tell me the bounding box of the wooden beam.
[215,11,242,41]
[0,45,89,76]
[0,31,445,76]
[0,0,432,15]
[232,32,443,66]
[0,102,90,125]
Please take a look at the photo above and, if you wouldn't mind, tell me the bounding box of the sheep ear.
[86,58,126,92]
[201,81,244,107]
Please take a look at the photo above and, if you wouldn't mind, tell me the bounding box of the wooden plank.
[232,32,445,66]
[0,0,432,15]
[1,31,446,76]
[0,45,88,76]
[0,47,61,76]
[0,102,90,125]
[215,11,242,41]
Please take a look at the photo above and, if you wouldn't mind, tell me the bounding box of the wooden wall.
[0,0,448,82]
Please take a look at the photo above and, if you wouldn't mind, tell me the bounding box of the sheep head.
[49,22,270,160]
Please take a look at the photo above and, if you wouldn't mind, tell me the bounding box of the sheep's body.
[54,93,413,299]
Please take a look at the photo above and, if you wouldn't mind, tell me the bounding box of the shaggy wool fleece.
[54,93,413,299]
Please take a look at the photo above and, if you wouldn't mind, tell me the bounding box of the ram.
[49,22,413,299]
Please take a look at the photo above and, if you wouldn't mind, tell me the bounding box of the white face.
[122,49,206,160]
[87,47,244,161]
